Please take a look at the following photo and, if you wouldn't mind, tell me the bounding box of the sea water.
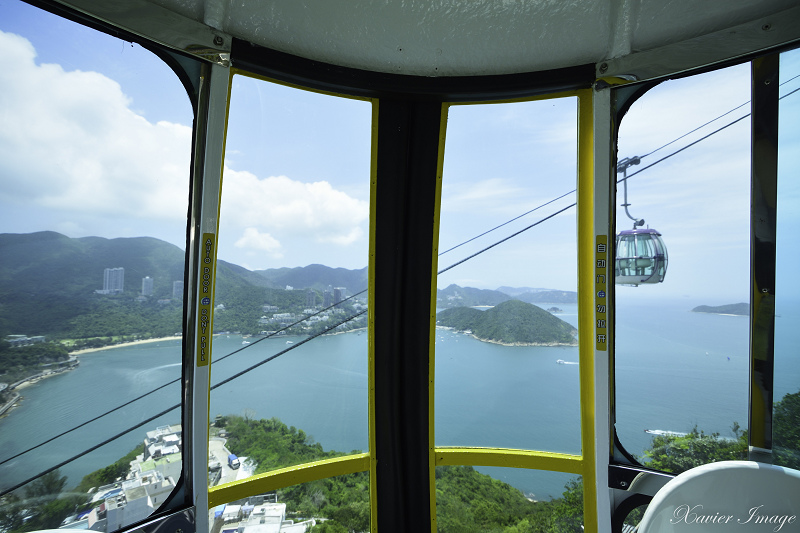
[1,300,799,501]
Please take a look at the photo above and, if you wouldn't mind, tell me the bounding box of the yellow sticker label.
[197,233,216,367]
[595,235,608,351]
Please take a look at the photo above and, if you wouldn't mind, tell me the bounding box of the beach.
[68,335,182,355]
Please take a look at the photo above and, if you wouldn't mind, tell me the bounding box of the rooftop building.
[141,276,154,296]
[172,280,184,299]
[97,267,124,295]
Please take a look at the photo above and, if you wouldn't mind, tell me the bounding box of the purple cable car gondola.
[615,228,668,286]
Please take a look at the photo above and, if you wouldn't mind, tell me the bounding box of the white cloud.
[235,227,283,256]
[220,167,369,246]
[0,30,192,227]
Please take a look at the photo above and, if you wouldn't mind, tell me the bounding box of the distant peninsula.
[437,300,577,346]
[691,303,749,316]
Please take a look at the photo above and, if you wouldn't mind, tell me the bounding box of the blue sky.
[2,0,800,302]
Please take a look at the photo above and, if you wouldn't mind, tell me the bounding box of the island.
[547,307,563,313]
[437,299,577,346]
[691,303,749,316]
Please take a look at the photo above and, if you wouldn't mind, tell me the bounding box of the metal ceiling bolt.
[214,35,224,46]
[762,23,772,31]
[620,481,628,488]
[599,63,608,73]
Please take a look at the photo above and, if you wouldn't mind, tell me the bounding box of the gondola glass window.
[0,1,191,530]
[774,47,800,470]
[210,75,372,485]
[614,64,752,473]
[435,98,580,461]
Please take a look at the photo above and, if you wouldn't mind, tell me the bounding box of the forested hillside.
[0,232,366,340]
[254,264,367,295]
[437,284,513,308]
[437,300,577,345]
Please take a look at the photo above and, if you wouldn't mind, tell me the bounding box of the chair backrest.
[637,461,800,533]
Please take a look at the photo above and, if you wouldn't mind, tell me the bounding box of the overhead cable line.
[641,72,800,159]
[209,310,368,392]
[0,289,367,468]
[438,189,576,256]
[440,73,800,254]
[0,403,182,498]
[622,84,800,183]
[0,309,367,499]
[438,203,576,275]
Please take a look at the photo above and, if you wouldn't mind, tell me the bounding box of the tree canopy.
[437,300,577,345]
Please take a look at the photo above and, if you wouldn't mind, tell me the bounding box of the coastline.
[436,326,577,347]
[69,335,182,355]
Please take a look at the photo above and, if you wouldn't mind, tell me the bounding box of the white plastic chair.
[637,461,800,533]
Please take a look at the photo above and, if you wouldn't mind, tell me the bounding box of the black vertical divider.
[749,54,779,458]
[373,99,443,532]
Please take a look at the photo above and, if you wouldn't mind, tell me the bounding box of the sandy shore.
[69,336,182,355]
[14,372,65,389]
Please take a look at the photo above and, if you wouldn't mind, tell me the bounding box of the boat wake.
[556,359,578,365]
[645,429,687,437]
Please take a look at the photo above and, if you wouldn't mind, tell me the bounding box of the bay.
[2,299,799,502]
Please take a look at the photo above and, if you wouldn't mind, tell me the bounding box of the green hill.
[691,303,749,316]
[0,232,366,340]
[437,284,513,308]
[437,300,577,345]
[254,264,367,295]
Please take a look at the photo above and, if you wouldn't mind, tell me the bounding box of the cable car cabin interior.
[1,1,800,532]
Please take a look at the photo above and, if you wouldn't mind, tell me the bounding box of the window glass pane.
[0,0,191,528]
[435,467,583,532]
[210,76,371,483]
[435,98,580,453]
[774,47,800,470]
[614,64,751,472]
[212,473,369,533]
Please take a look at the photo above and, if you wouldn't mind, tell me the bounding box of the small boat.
[242,341,250,345]
[286,341,293,344]
[557,359,565,364]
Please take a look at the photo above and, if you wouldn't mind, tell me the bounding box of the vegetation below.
[219,415,344,474]
[216,415,584,533]
[691,303,749,316]
[0,471,85,533]
[0,340,70,384]
[774,389,800,469]
[73,446,142,495]
[3,387,800,533]
[437,300,577,345]
[642,424,748,473]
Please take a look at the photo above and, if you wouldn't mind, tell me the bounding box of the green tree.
[329,500,370,532]
[642,425,747,474]
[549,478,583,533]
[774,389,800,469]
[23,470,67,503]
[310,521,349,533]
[0,495,26,532]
